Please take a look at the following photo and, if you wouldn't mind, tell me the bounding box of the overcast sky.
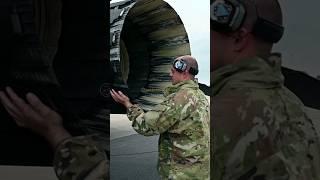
[111,0,210,85]
[164,0,210,85]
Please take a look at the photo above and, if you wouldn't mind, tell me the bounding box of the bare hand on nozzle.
[110,89,133,109]
[0,87,71,148]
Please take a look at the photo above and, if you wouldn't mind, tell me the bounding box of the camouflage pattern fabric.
[53,135,108,180]
[212,54,320,180]
[127,80,210,180]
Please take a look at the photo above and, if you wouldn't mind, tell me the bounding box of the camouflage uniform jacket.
[127,80,210,180]
[212,54,320,180]
[53,135,108,180]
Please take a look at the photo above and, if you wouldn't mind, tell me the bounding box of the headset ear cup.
[194,69,199,75]
[211,0,247,32]
[182,62,187,72]
[231,0,247,31]
[189,67,198,76]
[252,18,284,43]
[173,59,188,72]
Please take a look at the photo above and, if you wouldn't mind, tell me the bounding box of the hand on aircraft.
[0,87,71,148]
[110,89,133,109]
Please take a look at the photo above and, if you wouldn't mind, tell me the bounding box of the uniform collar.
[212,53,284,96]
[164,79,199,97]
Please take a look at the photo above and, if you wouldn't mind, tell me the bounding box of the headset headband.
[211,0,284,43]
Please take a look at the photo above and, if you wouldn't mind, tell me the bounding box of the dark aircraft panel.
[0,0,109,166]
[282,67,320,110]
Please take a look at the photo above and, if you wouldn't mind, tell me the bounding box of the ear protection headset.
[173,59,199,76]
[210,0,284,43]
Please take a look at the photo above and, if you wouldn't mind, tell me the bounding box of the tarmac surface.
[110,114,160,180]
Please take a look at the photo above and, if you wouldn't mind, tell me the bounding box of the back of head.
[177,55,199,77]
[243,0,283,44]
[210,0,284,69]
[211,0,284,44]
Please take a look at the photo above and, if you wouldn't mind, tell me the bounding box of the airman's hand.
[0,87,71,148]
[110,89,133,108]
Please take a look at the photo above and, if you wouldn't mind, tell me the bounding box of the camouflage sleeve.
[53,134,108,180]
[127,90,192,136]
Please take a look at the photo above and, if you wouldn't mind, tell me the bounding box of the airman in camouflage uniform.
[212,54,320,180]
[111,55,210,179]
[211,0,320,179]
